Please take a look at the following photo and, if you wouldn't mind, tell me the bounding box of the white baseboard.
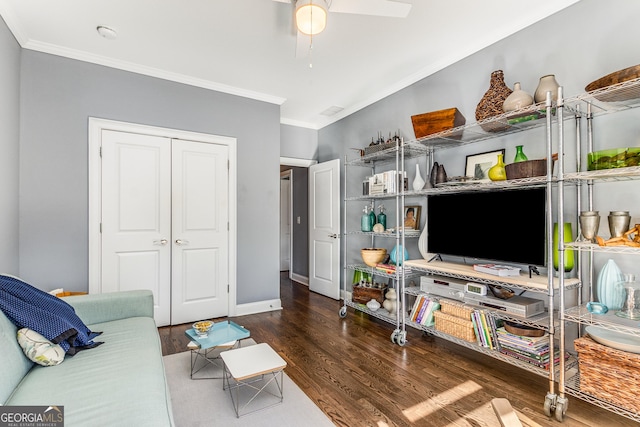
[290,272,308,286]
[235,298,282,316]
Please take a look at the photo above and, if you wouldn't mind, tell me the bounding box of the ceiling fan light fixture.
[295,0,327,36]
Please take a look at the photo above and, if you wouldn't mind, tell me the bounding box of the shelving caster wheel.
[554,397,568,422]
[543,393,556,417]
[390,330,399,344]
[395,331,407,346]
[339,306,347,318]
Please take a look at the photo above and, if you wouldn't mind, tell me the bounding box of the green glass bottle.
[361,206,372,232]
[368,204,376,230]
[514,145,528,163]
[377,205,387,230]
[553,222,575,272]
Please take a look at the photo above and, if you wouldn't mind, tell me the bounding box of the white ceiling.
[0,0,579,129]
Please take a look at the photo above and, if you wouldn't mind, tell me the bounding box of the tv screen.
[426,187,547,266]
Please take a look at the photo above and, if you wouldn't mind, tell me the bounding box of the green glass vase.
[514,145,528,163]
[553,222,575,272]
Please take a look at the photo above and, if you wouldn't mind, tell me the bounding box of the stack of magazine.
[496,327,561,370]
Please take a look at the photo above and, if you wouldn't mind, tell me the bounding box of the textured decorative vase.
[412,164,425,191]
[597,259,625,310]
[514,145,528,163]
[488,153,507,181]
[552,222,575,272]
[390,245,409,266]
[429,162,439,187]
[476,70,512,132]
[534,74,560,104]
[503,82,534,112]
[435,164,447,184]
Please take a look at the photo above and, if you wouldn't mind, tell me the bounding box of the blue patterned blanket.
[0,275,102,355]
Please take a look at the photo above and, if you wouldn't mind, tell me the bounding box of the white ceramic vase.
[503,82,534,112]
[597,259,625,310]
[412,164,425,191]
[534,74,560,104]
[418,228,429,259]
[383,288,397,315]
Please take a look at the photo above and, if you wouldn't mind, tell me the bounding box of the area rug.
[163,341,334,426]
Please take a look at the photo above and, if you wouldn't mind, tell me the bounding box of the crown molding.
[20,39,287,106]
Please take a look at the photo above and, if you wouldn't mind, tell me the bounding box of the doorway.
[88,118,238,326]
[279,157,316,286]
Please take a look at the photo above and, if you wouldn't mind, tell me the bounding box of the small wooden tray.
[585,64,640,102]
[504,321,545,337]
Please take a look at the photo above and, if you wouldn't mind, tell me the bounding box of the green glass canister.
[377,205,387,230]
[368,204,376,230]
[514,145,528,163]
[488,153,507,181]
[552,222,575,272]
[361,206,372,232]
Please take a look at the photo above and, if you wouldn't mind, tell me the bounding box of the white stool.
[220,343,287,417]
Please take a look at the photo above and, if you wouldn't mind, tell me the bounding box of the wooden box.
[574,335,640,413]
[411,107,466,139]
[352,284,387,304]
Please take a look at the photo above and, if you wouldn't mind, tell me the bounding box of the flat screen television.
[426,187,547,267]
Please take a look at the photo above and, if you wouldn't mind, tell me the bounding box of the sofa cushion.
[0,311,34,404]
[6,316,173,427]
[17,328,65,366]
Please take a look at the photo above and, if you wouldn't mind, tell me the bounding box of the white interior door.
[309,159,340,299]
[100,130,229,326]
[171,139,229,324]
[101,130,172,325]
[280,173,291,271]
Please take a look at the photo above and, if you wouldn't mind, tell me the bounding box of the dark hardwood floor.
[159,273,637,427]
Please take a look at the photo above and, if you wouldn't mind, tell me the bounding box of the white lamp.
[295,0,328,35]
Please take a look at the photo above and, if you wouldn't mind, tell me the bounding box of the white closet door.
[170,139,229,324]
[101,130,172,326]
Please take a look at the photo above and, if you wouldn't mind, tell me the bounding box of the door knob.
[175,239,190,246]
[328,233,338,239]
[153,239,168,246]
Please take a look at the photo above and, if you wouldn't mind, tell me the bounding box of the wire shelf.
[566,241,640,255]
[564,306,640,337]
[564,166,640,182]
[405,320,575,378]
[345,230,421,238]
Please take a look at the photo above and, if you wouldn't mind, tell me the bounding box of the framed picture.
[404,205,422,231]
[465,149,505,182]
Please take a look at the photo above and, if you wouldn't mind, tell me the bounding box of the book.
[415,297,431,324]
[409,295,425,321]
[473,263,521,277]
[411,296,428,322]
[421,301,439,326]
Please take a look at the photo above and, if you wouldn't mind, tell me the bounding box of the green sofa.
[0,290,174,426]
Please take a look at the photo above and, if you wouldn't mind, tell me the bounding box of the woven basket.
[440,299,475,319]
[574,335,640,413]
[434,310,476,342]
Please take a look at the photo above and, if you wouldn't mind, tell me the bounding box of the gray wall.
[281,124,318,160]
[18,50,281,304]
[0,17,20,275]
[319,0,640,285]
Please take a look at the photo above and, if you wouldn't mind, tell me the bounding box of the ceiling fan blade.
[328,0,411,18]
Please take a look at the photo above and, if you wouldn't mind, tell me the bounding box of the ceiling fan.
[274,0,412,58]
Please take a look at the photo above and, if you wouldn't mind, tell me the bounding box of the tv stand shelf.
[404,259,581,292]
